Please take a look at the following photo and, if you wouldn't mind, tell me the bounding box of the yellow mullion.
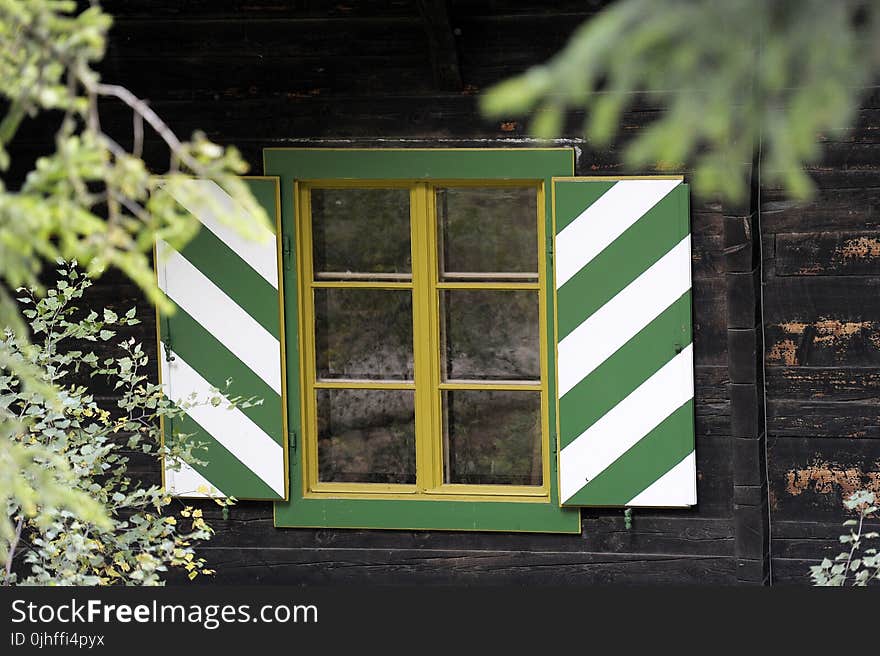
[411,182,436,493]
[436,281,540,291]
[425,183,446,490]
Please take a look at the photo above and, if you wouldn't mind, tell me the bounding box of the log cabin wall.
[8,0,876,584]
[761,88,880,582]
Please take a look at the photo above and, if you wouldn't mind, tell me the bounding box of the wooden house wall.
[8,0,876,584]
[761,89,880,582]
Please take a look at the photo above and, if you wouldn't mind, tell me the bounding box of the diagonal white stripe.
[168,179,278,289]
[156,239,281,395]
[165,459,226,498]
[559,344,694,503]
[160,344,285,497]
[555,179,681,289]
[626,451,696,507]
[557,235,691,398]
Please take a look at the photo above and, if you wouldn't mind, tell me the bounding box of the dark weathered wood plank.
[763,276,880,369]
[775,231,880,277]
[772,519,880,560]
[767,399,880,438]
[418,0,463,90]
[692,277,728,367]
[168,547,736,585]
[766,366,880,402]
[768,436,880,523]
[762,186,880,233]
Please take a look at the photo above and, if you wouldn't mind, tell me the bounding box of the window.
[298,180,548,500]
[267,148,580,532]
[155,148,697,533]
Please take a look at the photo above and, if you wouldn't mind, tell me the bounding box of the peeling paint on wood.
[766,316,880,367]
[784,459,880,502]
[776,231,880,276]
[840,235,880,259]
[767,338,799,366]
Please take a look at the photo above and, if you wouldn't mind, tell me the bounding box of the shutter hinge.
[161,317,175,362]
[283,234,292,270]
[288,430,297,452]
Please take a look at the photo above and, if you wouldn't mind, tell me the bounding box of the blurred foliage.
[0,0,267,582]
[2,266,241,584]
[810,490,880,586]
[481,0,880,202]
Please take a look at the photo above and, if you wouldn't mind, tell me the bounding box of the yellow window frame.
[294,178,551,503]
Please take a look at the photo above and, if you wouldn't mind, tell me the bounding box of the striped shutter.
[156,178,287,500]
[554,177,696,507]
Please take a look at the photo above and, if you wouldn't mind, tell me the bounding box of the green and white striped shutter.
[554,177,696,508]
[156,178,287,500]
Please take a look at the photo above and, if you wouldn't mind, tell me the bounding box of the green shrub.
[809,490,880,586]
[1,263,241,585]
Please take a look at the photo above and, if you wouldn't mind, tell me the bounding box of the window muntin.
[297,180,549,501]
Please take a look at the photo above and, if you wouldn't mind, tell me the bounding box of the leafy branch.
[0,1,267,573]
[2,265,240,584]
[481,0,880,202]
[810,490,880,586]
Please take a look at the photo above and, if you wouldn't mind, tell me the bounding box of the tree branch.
[4,515,24,584]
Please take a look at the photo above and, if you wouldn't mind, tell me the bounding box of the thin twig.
[132,111,144,159]
[86,82,202,172]
[110,191,150,223]
[4,515,24,583]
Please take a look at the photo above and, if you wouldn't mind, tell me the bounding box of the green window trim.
[265,147,580,533]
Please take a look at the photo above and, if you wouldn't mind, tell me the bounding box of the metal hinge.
[161,317,175,362]
[283,234,292,270]
[288,430,297,452]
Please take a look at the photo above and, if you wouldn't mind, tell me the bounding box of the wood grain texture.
[30,0,880,585]
[767,436,880,522]
[775,231,880,277]
[14,0,736,583]
[171,548,736,585]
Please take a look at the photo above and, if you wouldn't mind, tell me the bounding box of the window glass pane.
[317,389,416,484]
[311,188,411,277]
[440,290,539,381]
[442,390,542,486]
[315,289,413,380]
[437,186,537,279]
